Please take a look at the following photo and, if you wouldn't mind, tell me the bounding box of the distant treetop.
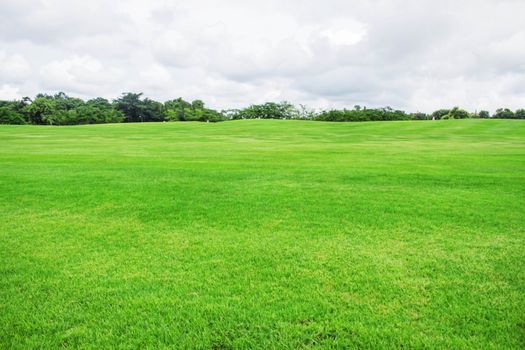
[0,92,523,125]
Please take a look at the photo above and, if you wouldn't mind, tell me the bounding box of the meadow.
[0,119,524,349]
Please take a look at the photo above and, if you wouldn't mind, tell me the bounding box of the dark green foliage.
[315,109,352,122]
[0,105,26,124]
[0,100,29,124]
[0,92,523,125]
[449,107,470,119]
[441,107,470,120]
[410,112,430,120]
[431,109,450,120]
[184,108,224,122]
[493,108,515,119]
[113,92,141,122]
[430,107,471,120]
[22,97,57,125]
[140,98,165,122]
[316,106,409,122]
[164,98,223,122]
[114,93,150,122]
[52,92,84,111]
[231,101,297,120]
[20,92,87,125]
[478,110,490,119]
[164,98,191,121]
[74,98,124,124]
[191,99,205,110]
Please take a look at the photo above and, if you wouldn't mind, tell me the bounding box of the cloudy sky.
[1,0,524,112]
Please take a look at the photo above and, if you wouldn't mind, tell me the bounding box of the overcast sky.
[1,0,524,112]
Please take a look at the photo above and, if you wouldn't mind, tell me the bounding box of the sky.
[1,0,524,112]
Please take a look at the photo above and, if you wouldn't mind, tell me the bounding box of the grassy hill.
[1,119,524,349]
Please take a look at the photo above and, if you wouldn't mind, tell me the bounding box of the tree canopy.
[1,92,524,125]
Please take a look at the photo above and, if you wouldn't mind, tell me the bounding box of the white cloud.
[0,0,524,112]
[39,56,124,98]
[0,52,31,82]
[319,19,366,47]
[0,84,23,100]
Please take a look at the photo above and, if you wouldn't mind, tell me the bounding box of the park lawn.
[0,119,524,349]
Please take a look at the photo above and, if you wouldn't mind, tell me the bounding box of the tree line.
[1,92,524,125]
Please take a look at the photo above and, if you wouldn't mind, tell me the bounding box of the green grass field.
[1,119,524,349]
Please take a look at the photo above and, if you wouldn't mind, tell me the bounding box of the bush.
[0,106,26,124]
[514,109,525,119]
[315,107,409,122]
[493,108,515,119]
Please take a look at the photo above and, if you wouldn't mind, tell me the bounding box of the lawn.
[1,119,524,349]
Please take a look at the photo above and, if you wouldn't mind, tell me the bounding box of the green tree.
[22,97,57,124]
[53,92,84,111]
[431,109,450,120]
[410,112,430,120]
[74,98,124,124]
[514,109,525,119]
[114,93,145,122]
[410,112,429,120]
[234,102,297,120]
[446,107,469,119]
[478,110,490,119]
[191,100,205,110]
[21,92,85,125]
[0,104,27,124]
[140,98,165,122]
[493,108,514,119]
[165,98,223,122]
[164,98,192,121]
